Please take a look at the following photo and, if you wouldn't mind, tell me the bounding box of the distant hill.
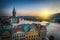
[18,16,37,18]
[50,13,60,19]
[49,13,60,23]
[18,16,42,22]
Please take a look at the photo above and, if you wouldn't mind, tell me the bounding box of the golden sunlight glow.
[42,10,50,14]
[39,9,51,20]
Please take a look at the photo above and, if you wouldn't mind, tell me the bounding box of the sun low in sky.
[38,9,52,20]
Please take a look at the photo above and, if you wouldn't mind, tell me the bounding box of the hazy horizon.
[0,0,60,19]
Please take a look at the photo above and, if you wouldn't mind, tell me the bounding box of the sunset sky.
[0,0,60,19]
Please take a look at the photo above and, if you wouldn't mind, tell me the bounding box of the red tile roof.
[33,23,42,30]
[12,27,24,32]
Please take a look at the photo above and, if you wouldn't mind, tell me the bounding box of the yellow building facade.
[25,28,39,40]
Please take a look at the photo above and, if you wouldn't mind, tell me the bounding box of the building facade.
[1,29,11,40]
[40,25,47,40]
[25,28,39,40]
[12,31,25,40]
[32,23,47,40]
[12,27,25,40]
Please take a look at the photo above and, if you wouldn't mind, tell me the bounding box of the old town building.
[1,29,11,40]
[10,7,19,24]
[12,27,25,40]
[25,28,39,40]
[40,25,47,40]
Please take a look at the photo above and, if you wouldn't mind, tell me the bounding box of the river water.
[46,22,60,40]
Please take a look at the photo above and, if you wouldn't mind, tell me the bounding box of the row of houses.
[0,23,48,40]
[11,23,47,40]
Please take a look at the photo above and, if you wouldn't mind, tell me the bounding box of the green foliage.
[49,35,55,40]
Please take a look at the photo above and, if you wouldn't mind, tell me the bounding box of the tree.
[49,35,55,40]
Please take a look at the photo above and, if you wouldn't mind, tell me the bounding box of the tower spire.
[12,7,16,17]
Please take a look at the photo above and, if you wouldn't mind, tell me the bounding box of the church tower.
[10,7,19,23]
[12,7,16,17]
